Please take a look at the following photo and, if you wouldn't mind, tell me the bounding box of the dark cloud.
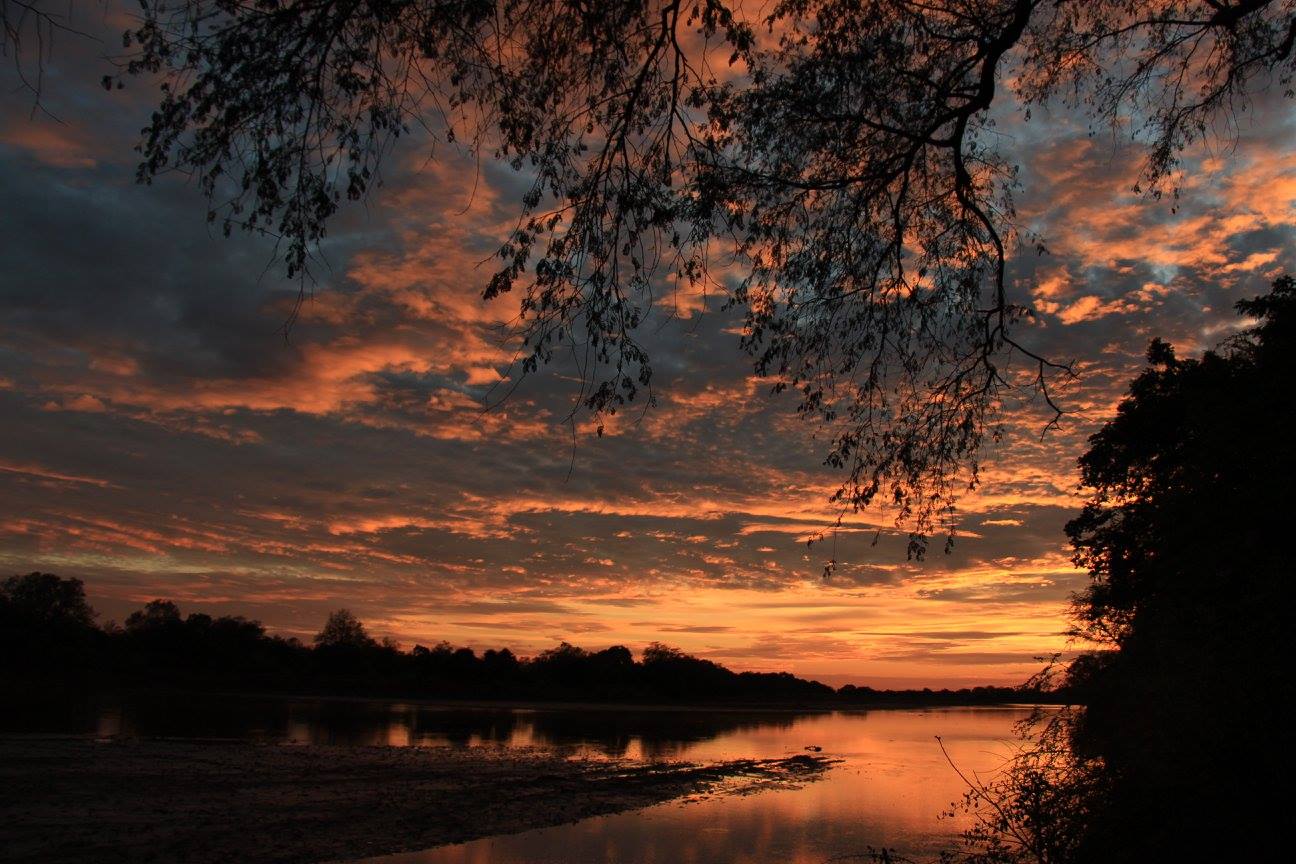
[3,12,1291,685]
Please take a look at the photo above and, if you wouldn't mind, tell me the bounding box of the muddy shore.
[0,736,834,864]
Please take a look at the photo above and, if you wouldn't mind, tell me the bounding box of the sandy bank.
[0,736,834,864]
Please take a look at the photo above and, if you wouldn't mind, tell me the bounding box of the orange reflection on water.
[363,707,1039,864]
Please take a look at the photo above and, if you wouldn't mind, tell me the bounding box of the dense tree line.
[0,579,1045,707]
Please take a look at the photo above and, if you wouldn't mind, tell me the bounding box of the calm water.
[348,706,1035,864]
[28,695,1035,863]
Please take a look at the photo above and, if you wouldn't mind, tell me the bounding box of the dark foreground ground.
[0,736,835,864]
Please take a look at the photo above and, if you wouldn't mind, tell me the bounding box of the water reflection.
[358,708,1037,864]
[25,692,817,759]
[25,694,1036,861]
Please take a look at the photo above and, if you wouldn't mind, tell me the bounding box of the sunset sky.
[3,9,1294,688]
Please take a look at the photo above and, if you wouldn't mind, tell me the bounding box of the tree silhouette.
[83,0,1291,550]
[314,608,377,648]
[125,599,183,633]
[0,572,100,687]
[1055,277,1292,863]
[2,2,1289,546]
[946,276,1296,864]
[0,572,96,630]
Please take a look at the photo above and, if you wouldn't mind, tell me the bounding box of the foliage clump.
[935,277,1296,864]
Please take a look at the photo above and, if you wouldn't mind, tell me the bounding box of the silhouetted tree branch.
[2,0,99,111]
[8,1,1294,550]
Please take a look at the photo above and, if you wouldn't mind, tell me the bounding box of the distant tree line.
[0,578,1052,708]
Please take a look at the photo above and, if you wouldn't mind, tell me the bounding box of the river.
[33,695,1037,863]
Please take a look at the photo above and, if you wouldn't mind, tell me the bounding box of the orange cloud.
[0,460,117,488]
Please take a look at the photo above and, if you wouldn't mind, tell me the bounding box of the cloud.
[3,18,1290,685]
[0,459,117,488]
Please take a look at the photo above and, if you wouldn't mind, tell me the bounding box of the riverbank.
[0,736,835,864]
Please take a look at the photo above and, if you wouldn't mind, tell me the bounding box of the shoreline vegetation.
[1,735,837,864]
[1,576,1064,710]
